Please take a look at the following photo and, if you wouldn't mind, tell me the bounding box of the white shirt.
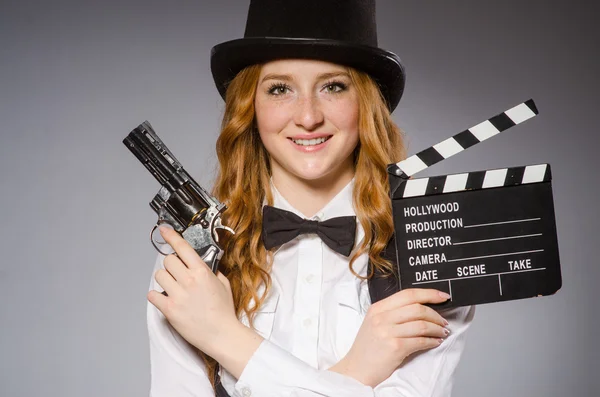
[147,179,475,397]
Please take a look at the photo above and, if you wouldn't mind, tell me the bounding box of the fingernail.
[443,318,449,326]
[438,338,444,345]
[159,224,173,233]
[443,328,451,336]
[439,291,451,300]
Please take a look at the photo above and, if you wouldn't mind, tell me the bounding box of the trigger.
[215,225,235,234]
[214,218,235,235]
[212,225,235,243]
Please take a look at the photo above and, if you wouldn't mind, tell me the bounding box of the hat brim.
[210,37,405,112]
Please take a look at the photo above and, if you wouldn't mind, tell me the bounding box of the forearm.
[230,339,375,397]
[212,323,374,392]
[205,320,264,379]
[328,356,375,388]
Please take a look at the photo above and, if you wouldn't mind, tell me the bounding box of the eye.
[267,83,291,96]
[323,80,348,93]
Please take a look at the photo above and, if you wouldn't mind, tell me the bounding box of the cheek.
[330,98,360,142]
[347,106,360,139]
[255,99,290,138]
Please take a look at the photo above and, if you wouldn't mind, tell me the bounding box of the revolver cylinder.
[123,121,232,274]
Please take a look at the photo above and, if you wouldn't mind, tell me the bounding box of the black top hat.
[210,0,406,112]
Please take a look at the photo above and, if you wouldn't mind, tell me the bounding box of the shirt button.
[305,274,315,284]
[241,386,252,396]
[303,318,312,327]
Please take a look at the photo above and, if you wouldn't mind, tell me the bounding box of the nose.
[293,94,324,131]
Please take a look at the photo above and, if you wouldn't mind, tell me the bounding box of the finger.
[164,253,189,282]
[402,337,444,355]
[385,303,448,327]
[374,288,450,312]
[391,320,449,339]
[159,226,207,271]
[154,268,180,296]
[147,289,169,312]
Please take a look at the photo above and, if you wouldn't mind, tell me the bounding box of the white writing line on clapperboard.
[498,274,502,295]
[453,233,543,246]
[463,217,541,228]
[412,267,547,285]
[447,249,544,262]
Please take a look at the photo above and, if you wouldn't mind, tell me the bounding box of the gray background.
[1,0,598,396]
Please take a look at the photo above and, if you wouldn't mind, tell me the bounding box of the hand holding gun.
[123,121,234,294]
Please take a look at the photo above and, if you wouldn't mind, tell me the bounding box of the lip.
[288,133,333,140]
[287,135,332,153]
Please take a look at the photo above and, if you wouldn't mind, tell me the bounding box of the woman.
[147,1,475,396]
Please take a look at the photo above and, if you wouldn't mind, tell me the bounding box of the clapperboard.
[386,99,562,308]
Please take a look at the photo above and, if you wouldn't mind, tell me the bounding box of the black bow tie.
[261,205,356,257]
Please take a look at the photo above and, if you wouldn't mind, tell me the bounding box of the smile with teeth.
[290,136,332,146]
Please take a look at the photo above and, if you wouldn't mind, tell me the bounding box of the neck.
[271,163,354,218]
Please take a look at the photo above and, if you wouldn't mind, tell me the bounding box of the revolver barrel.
[123,121,227,241]
[123,121,188,191]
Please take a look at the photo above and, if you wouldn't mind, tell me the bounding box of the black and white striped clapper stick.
[387,99,538,178]
[395,163,551,198]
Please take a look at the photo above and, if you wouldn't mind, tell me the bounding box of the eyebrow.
[260,71,350,84]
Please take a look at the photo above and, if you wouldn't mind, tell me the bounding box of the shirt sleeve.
[233,305,475,397]
[147,252,215,397]
[234,339,375,397]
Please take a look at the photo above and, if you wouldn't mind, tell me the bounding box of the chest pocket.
[238,289,280,340]
[333,281,370,359]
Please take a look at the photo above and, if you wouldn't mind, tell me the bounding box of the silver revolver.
[123,121,234,284]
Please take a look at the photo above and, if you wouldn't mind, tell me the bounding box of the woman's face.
[254,59,360,184]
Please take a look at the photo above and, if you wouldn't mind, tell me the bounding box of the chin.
[290,163,338,182]
[290,168,326,181]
